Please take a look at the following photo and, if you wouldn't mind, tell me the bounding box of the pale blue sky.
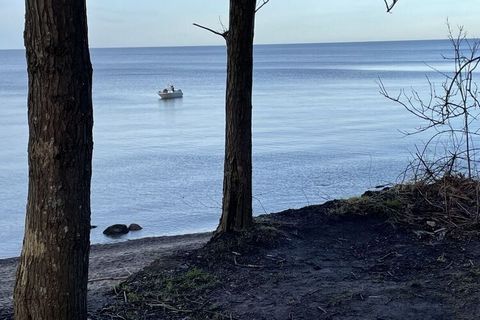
[0,0,479,49]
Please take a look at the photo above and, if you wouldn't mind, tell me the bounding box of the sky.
[0,0,479,49]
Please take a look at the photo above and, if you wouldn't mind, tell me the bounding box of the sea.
[0,40,456,258]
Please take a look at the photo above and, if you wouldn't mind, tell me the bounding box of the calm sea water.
[0,40,453,258]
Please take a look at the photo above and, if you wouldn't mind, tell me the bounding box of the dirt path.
[0,233,211,317]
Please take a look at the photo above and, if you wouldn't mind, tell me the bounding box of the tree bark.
[217,0,256,233]
[14,1,93,319]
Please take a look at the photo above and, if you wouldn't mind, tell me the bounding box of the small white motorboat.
[158,85,183,99]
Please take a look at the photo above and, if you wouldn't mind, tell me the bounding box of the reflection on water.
[159,96,184,108]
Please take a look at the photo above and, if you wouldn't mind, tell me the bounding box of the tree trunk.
[14,1,93,319]
[217,0,256,233]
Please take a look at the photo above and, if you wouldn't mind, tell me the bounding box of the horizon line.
[0,37,464,51]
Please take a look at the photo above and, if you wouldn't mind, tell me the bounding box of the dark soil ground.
[88,197,480,320]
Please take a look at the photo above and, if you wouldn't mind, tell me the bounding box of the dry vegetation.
[332,176,480,239]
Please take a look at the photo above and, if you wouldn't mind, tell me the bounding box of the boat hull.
[158,90,183,99]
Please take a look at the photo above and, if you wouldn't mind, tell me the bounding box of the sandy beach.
[0,232,211,314]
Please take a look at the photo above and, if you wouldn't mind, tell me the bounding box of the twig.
[317,306,327,314]
[265,254,286,263]
[253,195,268,214]
[383,0,399,13]
[218,16,227,32]
[233,256,264,268]
[377,251,398,262]
[255,0,270,13]
[193,23,228,39]
[304,287,321,296]
[301,187,310,206]
[147,302,192,313]
[88,275,129,283]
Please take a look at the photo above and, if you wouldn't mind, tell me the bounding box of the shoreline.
[0,232,212,312]
[0,232,213,263]
[3,189,480,318]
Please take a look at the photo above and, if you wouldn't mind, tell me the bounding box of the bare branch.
[380,25,480,181]
[218,16,227,33]
[255,0,271,13]
[383,0,399,13]
[193,23,228,39]
[195,1,270,40]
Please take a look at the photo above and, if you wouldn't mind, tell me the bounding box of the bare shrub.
[378,26,480,233]
[380,25,480,182]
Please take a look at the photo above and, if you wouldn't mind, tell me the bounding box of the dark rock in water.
[103,224,129,236]
[128,223,143,231]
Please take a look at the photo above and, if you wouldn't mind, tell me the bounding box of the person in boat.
[163,88,168,93]
[170,85,175,92]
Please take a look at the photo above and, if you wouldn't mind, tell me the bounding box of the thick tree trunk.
[217,0,256,233]
[14,1,93,319]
